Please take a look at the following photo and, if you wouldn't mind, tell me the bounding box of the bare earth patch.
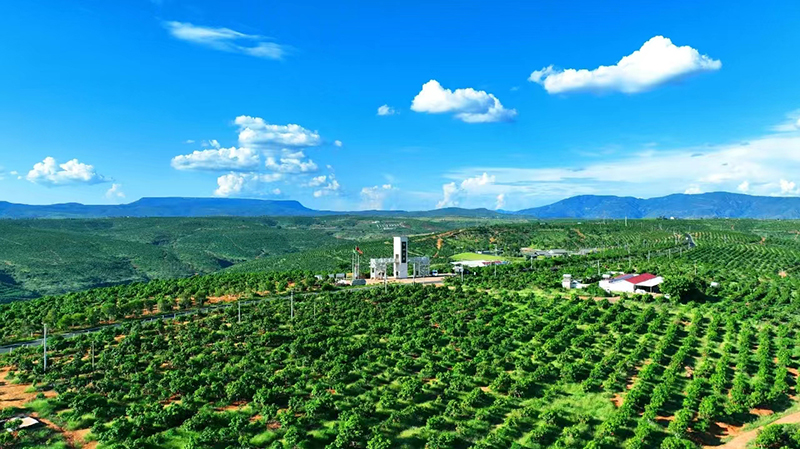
[0,366,57,408]
[2,366,94,448]
[704,411,800,448]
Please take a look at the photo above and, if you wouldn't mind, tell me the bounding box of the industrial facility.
[369,236,430,280]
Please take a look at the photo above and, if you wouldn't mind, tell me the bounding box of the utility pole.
[290,291,294,320]
[91,340,95,370]
[597,260,600,276]
[238,301,242,324]
[43,324,47,373]
[384,270,387,293]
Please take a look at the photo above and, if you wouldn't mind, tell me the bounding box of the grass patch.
[24,398,58,417]
[451,252,507,262]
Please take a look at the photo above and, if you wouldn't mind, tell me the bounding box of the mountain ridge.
[2,192,800,219]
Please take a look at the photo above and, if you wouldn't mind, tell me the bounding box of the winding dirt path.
[707,410,800,449]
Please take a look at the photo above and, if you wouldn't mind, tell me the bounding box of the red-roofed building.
[599,272,664,294]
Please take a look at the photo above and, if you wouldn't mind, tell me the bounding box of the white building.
[561,274,589,290]
[370,236,430,279]
[599,273,664,294]
[451,260,506,269]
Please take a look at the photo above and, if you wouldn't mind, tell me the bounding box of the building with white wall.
[599,273,664,294]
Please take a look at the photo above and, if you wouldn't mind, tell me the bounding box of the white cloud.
[360,184,395,209]
[771,111,800,132]
[265,150,318,173]
[214,172,282,197]
[437,182,459,208]
[411,80,517,123]
[163,21,287,60]
[235,116,322,148]
[201,139,221,149]
[26,157,106,186]
[495,194,505,210]
[437,172,496,208]
[307,175,328,187]
[684,186,702,194]
[377,105,396,116]
[737,180,750,193]
[105,183,126,200]
[529,36,721,94]
[446,133,800,204]
[313,174,341,197]
[171,146,260,171]
[334,140,343,147]
[184,139,195,144]
[780,179,799,195]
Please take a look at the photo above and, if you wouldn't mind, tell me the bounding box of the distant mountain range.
[2,192,800,219]
[515,192,800,219]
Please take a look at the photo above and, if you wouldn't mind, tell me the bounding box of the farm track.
[707,410,800,449]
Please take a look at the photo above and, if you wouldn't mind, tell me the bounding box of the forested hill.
[516,192,800,219]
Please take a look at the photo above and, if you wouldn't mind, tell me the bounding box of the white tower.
[562,274,573,289]
[393,236,408,279]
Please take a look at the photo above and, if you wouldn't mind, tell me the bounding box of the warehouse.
[599,273,664,294]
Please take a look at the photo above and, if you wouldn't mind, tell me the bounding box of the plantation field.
[0,216,497,301]
[3,218,800,448]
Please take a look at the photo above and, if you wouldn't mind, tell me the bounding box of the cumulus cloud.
[437,172,496,208]
[737,180,750,193]
[214,172,283,197]
[780,179,799,195]
[360,184,395,210]
[265,150,318,173]
[306,175,328,187]
[495,194,505,210]
[26,157,106,186]
[105,183,125,200]
[163,21,287,60]
[377,105,396,116]
[411,80,517,123]
[334,140,343,147]
[313,174,341,198]
[529,36,721,94]
[684,186,702,194]
[235,116,322,148]
[171,146,260,171]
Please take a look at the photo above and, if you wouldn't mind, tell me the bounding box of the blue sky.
[1,1,800,210]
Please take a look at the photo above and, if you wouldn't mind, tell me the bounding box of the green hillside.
[0,216,500,301]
